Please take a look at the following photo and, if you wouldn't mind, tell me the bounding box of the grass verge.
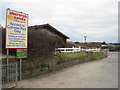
[57,52,88,62]
[92,52,107,60]
[2,51,107,79]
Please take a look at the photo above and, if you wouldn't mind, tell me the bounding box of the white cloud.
[1,0,119,43]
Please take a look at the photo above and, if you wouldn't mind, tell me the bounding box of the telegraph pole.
[84,36,87,43]
[84,36,87,49]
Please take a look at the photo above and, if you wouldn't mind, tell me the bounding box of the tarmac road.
[16,52,118,88]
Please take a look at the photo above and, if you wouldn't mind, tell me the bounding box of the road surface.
[16,52,118,88]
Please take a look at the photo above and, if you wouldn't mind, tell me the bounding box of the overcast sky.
[1,0,119,43]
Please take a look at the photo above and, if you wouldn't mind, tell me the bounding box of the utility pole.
[84,36,87,49]
[84,36,87,43]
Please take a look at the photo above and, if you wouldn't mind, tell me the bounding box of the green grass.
[92,52,107,60]
[22,52,107,79]
[57,52,88,62]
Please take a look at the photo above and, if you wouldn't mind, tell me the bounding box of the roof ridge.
[28,24,69,39]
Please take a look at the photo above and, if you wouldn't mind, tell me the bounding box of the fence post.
[106,49,109,56]
[79,46,81,52]
[64,48,66,53]
[72,46,74,53]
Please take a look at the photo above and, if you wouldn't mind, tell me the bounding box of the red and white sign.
[6,9,28,49]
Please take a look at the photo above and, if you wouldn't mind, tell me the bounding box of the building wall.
[29,26,67,44]
[44,27,67,43]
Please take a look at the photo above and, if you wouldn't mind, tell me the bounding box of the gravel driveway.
[16,52,118,88]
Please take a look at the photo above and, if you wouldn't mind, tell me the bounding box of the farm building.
[29,24,69,43]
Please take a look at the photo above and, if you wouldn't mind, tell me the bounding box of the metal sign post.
[6,49,9,82]
[17,49,27,80]
[20,58,22,80]
[6,49,9,65]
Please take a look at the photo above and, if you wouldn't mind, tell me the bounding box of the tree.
[102,41,106,45]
